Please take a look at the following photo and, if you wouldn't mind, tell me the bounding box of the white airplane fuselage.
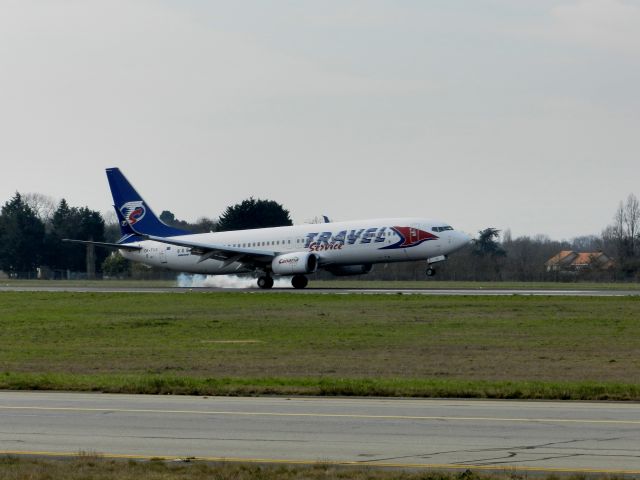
[121,217,469,275]
[63,168,472,288]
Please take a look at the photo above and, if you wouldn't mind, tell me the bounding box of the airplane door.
[159,247,168,264]
[405,224,421,260]
[410,227,418,244]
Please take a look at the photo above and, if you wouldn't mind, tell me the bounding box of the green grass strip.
[2,372,639,401]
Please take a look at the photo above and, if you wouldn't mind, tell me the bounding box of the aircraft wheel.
[291,275,308,289]
[426,267,436,277]
[257,276,274,289]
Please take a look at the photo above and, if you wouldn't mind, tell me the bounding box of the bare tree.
[603,193,640,278]
[102,209,118,225]
[23,193,57,226]
[624,193,640,256]
[571,235,602,252]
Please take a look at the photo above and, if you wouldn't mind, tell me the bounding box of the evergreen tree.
[0,193,45,276]
[102,251,131,278]
[217,197,292,232]
[472,228,506,258]
[469,228,506,281]
[160,210,215,233]
[46,199,107,272]
[159,210,178,226]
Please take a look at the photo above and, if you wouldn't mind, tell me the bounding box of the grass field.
[1,291,639,399]
[0,455,621,480]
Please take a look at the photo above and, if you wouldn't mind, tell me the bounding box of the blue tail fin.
[106,168,190,237]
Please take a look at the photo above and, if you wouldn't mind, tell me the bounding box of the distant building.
[545,250,614,273]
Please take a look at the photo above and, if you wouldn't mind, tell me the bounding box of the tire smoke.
[176,273,292,289]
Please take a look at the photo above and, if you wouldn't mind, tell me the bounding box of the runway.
[1,392,639,474]
[1,285,639,296]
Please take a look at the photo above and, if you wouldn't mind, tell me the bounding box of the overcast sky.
[1,0,638,239]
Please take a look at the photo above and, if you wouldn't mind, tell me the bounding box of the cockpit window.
[432,226,454,232]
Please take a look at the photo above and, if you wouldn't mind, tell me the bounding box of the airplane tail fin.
[106,168,190,237]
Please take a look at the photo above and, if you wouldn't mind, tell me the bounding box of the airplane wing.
[62,239,142,251]
[140,234,278,266]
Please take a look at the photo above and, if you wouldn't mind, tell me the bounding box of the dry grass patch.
[0,456,628,480]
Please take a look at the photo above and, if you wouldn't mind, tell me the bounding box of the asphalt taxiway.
[1,392,639,474]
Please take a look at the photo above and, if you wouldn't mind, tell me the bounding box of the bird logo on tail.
[120,201,146,226]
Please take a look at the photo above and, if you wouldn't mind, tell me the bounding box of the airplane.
[65,168,471,289]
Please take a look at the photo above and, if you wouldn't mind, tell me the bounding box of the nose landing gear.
[426,254,447,278]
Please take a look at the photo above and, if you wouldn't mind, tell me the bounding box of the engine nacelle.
[326,264,373,277]
[271,252,318,275]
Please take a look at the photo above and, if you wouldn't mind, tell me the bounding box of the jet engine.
[271,252,318,275]
[326,264,373,277]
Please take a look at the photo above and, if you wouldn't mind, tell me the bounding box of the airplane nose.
[453,231,472,250]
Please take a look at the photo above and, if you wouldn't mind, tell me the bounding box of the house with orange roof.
[545,250,614,273]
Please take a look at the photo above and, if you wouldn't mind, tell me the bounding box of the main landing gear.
[291,275,308,289]
[257,274,309,289]
[426,267,436,277]
[257,275,274,289]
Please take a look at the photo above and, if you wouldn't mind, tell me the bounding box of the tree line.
[0,193,107,278]
[1,190,638,282]
[0,193,292,279]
